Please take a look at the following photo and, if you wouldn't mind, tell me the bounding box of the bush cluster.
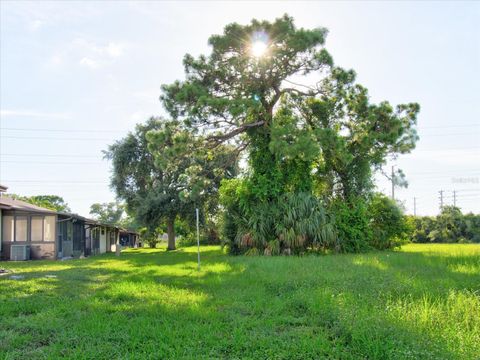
[407,206,480,243]
[220,178,407,255]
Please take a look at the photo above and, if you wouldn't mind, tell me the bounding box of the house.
[0,184,138,261]
[0,189,58,260]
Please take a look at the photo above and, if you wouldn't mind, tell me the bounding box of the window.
[44,216,55,241]
[31,216,44,241]
[2,216,14,242]
[15,216,28,242]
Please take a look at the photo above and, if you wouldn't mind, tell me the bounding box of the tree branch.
[207,120,264,146]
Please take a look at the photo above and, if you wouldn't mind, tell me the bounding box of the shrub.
[145,236,159,248]
[220,180,336,255]
[329,197,372,252]
[367,193,408,249]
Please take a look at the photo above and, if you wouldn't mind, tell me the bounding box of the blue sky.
[1,1,479,216]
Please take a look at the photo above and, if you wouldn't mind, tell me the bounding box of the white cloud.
[79,57,100,69]
[47,38,127,70]
[105,42,124,57]
[0,109,71,119]
[132,89,159,101]
[72,39,127,69]
[130,111,151,123]
[50,53,64,66]
[30,19,44,31]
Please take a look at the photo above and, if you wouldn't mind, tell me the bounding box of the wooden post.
[196,208,200,271]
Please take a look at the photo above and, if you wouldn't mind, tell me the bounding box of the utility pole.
[391,166,395,200]
[439,190,444,210]
[413,197,417,216]
[453,190,457,207]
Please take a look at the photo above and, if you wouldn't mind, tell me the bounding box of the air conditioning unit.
[10,245,31,261]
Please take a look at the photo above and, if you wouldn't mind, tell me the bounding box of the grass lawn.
[1,244,479,359]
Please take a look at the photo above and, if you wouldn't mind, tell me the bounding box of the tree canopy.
[8,194,71,213]
[106,117,238,250]
[108,15,420,254]
[161,14,419,202]
[158,15,420,254]
[89,202,125,225]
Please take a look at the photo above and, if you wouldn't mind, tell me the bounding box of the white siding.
[99,227,107,254]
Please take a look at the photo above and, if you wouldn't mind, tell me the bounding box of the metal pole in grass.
[196,207,200,271]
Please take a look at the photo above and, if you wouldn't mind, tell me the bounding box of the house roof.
[0,184,8,192]
[85,218,121,230]
[57,212,90,222]
[119,228,139,235]
[0,196,57,214]
[0,192,137,233]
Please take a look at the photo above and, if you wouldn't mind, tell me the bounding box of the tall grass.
[0,243,479,359]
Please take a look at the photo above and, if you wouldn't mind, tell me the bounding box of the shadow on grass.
[1,247,478,359]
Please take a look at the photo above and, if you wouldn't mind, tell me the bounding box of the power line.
[1,153,102,158]
[406,169,480,175]
[418,123,480,129]
[6,184,110,187]
[444,193,480,198]
[4,180,108,184]
[1,136,113,141]
[0,160,105,165]
[413,146,480,152]
[2,124,479,132]
[1,127,126,133]
[418,132,480,137]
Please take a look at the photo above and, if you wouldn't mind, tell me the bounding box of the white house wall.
[99,227,107,254]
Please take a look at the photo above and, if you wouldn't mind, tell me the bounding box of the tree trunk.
[166,218,176,251]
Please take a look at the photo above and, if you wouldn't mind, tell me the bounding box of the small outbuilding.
[85,220,120,255]
[119,229,139,248]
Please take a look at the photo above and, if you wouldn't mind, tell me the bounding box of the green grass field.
[1,244,479,359]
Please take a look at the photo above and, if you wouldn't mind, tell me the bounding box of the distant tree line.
[407,206,480,243]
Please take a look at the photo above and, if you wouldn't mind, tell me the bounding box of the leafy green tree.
[464,213,480,243]
[161,15,420,253]
[301,68,419,200]
[408,208,480,244]
[145,119,238,249]
[106,118,176,250]
[89,202,125,225]
[106,118,238,250]
[161,15,419,201]
[161,15,333,200]
[429,206,466,243]
[8,194,70,212]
